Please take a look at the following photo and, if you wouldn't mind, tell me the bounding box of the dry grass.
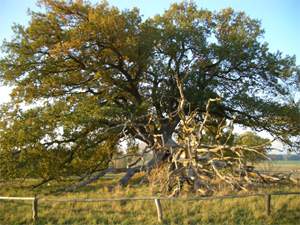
[0,173,300,225]
[256,160,300,172]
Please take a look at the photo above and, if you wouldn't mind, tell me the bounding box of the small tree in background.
[235,131,271,163]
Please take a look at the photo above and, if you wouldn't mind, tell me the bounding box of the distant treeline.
[268,154,300,161]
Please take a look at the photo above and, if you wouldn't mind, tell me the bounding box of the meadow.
[0,161,300,225]
[256,160,300,176]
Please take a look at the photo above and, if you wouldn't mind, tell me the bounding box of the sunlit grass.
[0,171,299,224]
[256,160,300,172]
[1,192,299,225]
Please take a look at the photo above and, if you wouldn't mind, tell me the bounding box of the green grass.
[0,172,300,225]
[257,160,300,173]
[271,160,300,164]
[1,190,300,225]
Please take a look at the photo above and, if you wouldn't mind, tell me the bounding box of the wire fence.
[1,191,300,223]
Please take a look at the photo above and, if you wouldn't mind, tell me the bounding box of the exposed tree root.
[61,77,296,195]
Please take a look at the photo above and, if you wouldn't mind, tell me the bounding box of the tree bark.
[118,166,143,186]
[118,151,170,186]
[60,151,170,192]
[63,168,120,192]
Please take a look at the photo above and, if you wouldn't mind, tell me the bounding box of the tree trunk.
[118,151,170,186]
[63,168,121,192]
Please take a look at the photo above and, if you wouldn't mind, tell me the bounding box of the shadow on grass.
[270,203,300,225]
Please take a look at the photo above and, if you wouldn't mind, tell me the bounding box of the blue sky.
[0,0,299,103]
[1,0,299,63]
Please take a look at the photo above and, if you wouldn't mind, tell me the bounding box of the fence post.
[154,198,163,223]
[32,196,38,223]
[265,194,271,216]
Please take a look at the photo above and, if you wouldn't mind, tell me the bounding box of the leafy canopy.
[0,0,299,180]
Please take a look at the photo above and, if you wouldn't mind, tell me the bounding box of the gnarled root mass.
[145,77,297,196]
[63,79,296,195]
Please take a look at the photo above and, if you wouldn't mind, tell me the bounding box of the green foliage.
[0,0,299,180]
[235,131,270,148]
[235,131,271,162]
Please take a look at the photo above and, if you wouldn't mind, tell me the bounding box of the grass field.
[0,161,300,225]
[1,192,300,225]
[257,160,300,173]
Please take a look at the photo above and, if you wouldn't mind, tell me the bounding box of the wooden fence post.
[32,196,38,223]
[154,198,163,223]
[265,194,271,216]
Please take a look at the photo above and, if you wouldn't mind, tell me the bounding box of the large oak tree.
[0,0,299,187]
